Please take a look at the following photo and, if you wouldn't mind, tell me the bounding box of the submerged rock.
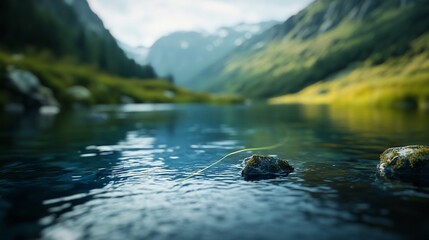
[241,154,294,181]
[378,145,429,178]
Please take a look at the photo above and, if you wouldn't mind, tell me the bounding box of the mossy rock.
[241,154,294,181]
[378,145,429,179]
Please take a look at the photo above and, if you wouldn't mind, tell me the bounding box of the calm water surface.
[1,104,429,240]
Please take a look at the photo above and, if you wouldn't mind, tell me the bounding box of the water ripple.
[2,104,428,240]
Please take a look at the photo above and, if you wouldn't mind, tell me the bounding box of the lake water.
[1,104,429,240]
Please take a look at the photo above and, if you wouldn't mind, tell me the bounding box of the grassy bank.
[270,34,429,109]
[0,51,243,108]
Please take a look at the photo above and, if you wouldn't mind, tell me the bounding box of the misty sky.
[87,0,313,47]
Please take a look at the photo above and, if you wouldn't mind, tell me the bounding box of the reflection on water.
[1,104,429,239]
[318,105,428,140]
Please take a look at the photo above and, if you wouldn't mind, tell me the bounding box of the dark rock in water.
[378,145,429,179]
[241,154,294,181]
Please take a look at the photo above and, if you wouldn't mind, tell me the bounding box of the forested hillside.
[0,0,155,78]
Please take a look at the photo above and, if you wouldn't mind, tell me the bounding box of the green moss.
[247,155,262,167]
[409,146,429,169]
[246,154,293,173]
[278,159,294,172]
[380,146,429,172]
[379,151,389,164]
[392,157,408,170]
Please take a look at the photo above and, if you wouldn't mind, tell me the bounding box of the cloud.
[87,0,313,47]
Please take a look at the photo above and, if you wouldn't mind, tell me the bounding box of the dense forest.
[0,0,155,79]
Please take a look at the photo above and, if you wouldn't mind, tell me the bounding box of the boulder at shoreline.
[378,145,429,179]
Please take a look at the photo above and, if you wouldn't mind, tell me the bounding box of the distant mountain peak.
[147,21,280,84]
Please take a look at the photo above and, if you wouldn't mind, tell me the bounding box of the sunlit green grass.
[0,51,243,107]
[270,34,429,109]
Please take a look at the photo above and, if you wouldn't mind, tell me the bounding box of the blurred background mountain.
[1,0,428,110]
[136,0,426,108]
[146,21,279,86]
[186,0,429,108]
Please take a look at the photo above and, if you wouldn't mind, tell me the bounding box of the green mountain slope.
[193,0,429,103]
